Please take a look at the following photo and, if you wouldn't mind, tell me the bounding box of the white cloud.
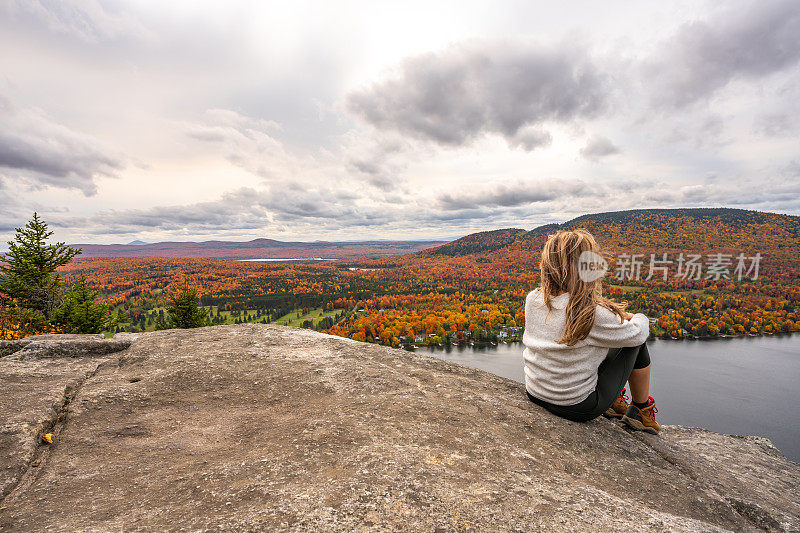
[185,109,297,181]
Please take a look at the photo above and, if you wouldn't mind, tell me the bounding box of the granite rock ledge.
[0,324,797,532]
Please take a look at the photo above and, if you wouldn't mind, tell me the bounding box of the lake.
[236,258,337,262]
[420,335,800,462]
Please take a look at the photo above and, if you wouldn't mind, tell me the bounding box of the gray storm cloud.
[580,137,620,162]
[436,180,604,211]
[0,94,123,195]
[345,39,607,150]
[643,0,800,108]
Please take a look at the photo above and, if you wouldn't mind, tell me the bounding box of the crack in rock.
[0,356,120,507]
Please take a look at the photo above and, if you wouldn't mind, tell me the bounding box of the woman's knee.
[633,344,651,369]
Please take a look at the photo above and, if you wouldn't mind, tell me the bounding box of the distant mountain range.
[67,208,800,262]
[420,208,800,258]
[70,238,447,260]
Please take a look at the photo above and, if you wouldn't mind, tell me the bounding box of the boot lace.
[646,396,658,414]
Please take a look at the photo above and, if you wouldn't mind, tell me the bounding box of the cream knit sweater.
[522,288,650,406]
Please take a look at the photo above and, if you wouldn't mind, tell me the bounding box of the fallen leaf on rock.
[42,433,54,444]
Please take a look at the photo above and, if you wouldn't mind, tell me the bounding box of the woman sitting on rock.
[522,229,659,433]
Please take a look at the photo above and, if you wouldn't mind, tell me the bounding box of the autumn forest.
[3,208,799,346]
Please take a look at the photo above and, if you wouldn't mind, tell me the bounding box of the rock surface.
[0,334,132,359]
[0,324,797,531]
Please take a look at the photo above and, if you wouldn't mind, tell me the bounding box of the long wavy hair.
[538,229,627,346]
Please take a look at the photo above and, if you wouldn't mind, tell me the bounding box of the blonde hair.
[538,229,627,346]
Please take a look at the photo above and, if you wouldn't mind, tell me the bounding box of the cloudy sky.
[1,0,799,244]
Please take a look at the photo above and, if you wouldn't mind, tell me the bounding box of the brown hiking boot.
[603,387,629,419]
[621,396,660,434]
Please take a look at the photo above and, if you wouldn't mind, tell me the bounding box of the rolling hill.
[418,228,527,257]
[421,208,800,259]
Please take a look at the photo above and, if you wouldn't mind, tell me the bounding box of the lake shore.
[419,333,800,463]
[403,330,798,350]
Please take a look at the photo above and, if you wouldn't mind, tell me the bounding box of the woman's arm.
[586,305,650,348]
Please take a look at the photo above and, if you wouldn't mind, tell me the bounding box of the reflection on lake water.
[420,335,800,462]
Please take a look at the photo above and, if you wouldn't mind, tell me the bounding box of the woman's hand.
[622,311,635,321]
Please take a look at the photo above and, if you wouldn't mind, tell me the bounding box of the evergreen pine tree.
[0,213,81,318]
[163,286,209,329]
[52,274,116,334]
[154,313,170,331]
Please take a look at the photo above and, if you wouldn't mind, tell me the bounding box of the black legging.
[526,342,651,422]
